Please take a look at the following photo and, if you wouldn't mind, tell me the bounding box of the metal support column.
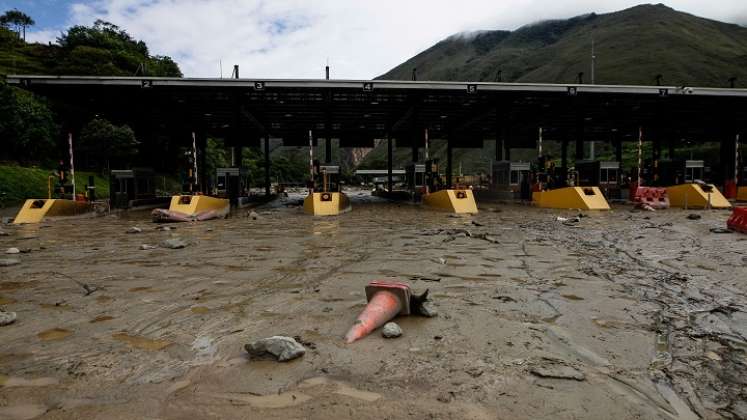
[264,136,271,196]
[197,133,207,193]
[387,134,393,192]
[446,136,453,188]
[561,138,569,187]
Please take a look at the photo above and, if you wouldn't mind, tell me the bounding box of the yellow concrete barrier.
[168,195,230,216]
[666,184,731,209]
[532,187,611,210]
[422,189,478,214]
[303,192,351,216]
[13,199,91,224]
[737,186,747,202]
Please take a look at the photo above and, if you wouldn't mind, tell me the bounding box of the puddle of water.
[0,281,36,291]
[90,315,114,323]
[0,375,59,387]
[38,328,72,341]
[300,377,382,402]
[191,306,210,314]
[0,295,17,305]
[204,391,311,408]
[112,333,172,351]
[96,295,114,303]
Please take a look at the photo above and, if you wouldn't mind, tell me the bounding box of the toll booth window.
[608,170,617,183]
[510,171,519,185]
[600,170,608,184]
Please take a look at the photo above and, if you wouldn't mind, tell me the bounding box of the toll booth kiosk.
[576,161,621,199]
[216,167,242,204]
[406,160,441,199]
[304,163,350,216]
[492,161,530,196]
[684,160,705,183]
[110,168,167,209]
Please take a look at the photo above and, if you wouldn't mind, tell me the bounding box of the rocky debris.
[382,322,402,338]
[471,220,484,227]
[710,227,733,234]
[5,248,20,254]
[156,226,172,232]
[161,238,188,249]
[556,216,582,225]
[126,227,142,234]
[247,211,259,220]
[530,362,586,381]
[140,244,157,250]
[245,336,306,362]
[687,214,702,220]
[0,230,9,236]
[419,302,439,318]
[0,310,17,326]
[473,233,500,244]
[0,258,21,267]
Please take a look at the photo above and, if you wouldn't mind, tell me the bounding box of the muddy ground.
[1,192,746,420]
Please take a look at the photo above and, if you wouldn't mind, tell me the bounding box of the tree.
[1,9,35,41]
[0,83,57,163]
[78,118,139,171]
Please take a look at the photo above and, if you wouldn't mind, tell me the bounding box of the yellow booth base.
[532,187,611,210]
[422,189,478,214]
[666,184,731,209]
[168,195,230,216]
[13,199,91,224]
[303,192,351,216]
[737,186,747,202]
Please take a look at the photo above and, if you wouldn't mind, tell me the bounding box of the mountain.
[378,4,747,87]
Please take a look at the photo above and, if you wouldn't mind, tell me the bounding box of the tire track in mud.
[520,217,747,419]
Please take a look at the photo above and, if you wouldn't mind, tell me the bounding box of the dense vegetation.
[379,4,747,87]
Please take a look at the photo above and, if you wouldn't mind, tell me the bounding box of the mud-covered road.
[1,194,746,419]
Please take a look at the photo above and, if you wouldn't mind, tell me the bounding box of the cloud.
[22,0,747,78]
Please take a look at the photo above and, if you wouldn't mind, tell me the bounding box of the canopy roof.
[7,75,747,149]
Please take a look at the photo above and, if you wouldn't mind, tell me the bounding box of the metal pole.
[538,127,543,157]
[387,134,393,192]
[637,127,643,186]
[447,137,453,188]
[264,136,271,196]
[192,132,198,190]
[68,133,75,199]
[308,130,314,193]
[424,128,429,161]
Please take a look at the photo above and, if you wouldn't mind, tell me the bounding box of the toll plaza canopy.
[6,75,747,151]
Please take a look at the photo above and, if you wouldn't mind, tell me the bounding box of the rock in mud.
[687,214,702,220]
[156,226,172,232]
[127,227,142,234]
[245,336,306,362]
[248,211,259,220]
[0,258,21,267]
[5,248,20,254]
[140,244,157,250]
[0,230,9,236]
[0,310,17,326]
[530,364,585,381]
[419,302,439,318]
[161,238,188,249]
[382,322,402,338]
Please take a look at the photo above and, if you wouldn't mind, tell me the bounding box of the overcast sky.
[3,0,747,78]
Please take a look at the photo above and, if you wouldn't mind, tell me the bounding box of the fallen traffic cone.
[345,281,412,344]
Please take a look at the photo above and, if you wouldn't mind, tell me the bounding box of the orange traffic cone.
[345,281,412,344]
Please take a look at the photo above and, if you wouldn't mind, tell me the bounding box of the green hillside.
[379,4,747,87]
